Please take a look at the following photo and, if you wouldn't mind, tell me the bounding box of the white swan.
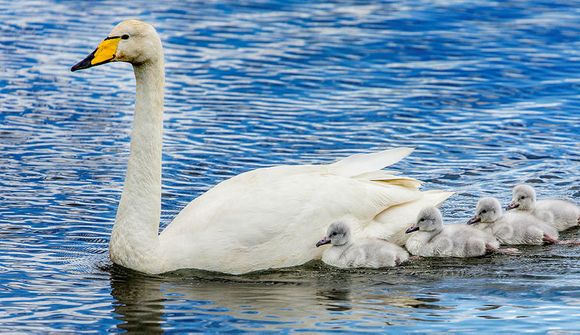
[468,197,560,245]
[316,221,409,268]
[506,184,580,232]
[71,20,452,275]
[404,207,503,257]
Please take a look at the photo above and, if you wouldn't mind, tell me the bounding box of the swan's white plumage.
[363,190,454,245]
[330,147,414,177]
[159,151,437,274]
[74,19,453,275]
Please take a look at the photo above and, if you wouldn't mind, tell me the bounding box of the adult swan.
[71,20,452,275]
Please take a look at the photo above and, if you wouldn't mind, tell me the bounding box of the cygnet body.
[469,197,559,245]
[316,221,409,268]
[506,184,580,232]
[405,207,500,257]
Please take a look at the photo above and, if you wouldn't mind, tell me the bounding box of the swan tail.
[330,147,414,177]
[354,170,422,189]
[363,190,454,246]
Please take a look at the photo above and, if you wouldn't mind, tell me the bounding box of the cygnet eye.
[481,209,487,214]
[121,34,130,40]
[519,196,525,200]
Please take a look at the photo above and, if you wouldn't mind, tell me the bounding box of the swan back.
[159,148,436,274]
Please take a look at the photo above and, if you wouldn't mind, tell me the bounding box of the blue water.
[1,0,579,333]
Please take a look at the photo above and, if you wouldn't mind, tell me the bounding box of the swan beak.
[505,202,519,210]
[71,37,121,72]
[467,216,481,225]
[316,237,331,247]
[405,225,419,234]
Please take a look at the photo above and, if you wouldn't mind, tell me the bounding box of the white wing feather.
[158,148,452,274]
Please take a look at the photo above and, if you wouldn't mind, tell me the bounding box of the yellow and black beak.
[71,36,121,72]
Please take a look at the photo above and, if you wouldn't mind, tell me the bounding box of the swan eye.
[519,196,525,200]
[121,34,130,40]
[481,210,487,214]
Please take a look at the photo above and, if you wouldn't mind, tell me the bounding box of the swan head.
[71,19,162,72]
[406,207,443,233]
[468,197,502,224]
[506,184,536,211]
[316,221,351,247]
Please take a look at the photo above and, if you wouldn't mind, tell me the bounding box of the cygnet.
[468,197,561,245]
[316,221,409,268]
[506,184,580,232]
[404,207,509,257]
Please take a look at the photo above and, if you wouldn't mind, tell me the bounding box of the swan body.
[316,221,409,268]
[405,207,499,257]
[71,20,452,275]
[507,184,580,232]
[469,197,559,245]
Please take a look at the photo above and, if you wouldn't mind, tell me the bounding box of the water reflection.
[107,242,580,332]
[108,262,454,332]
[110,268,165,334]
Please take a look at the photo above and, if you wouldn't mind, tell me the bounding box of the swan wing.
[158,148,448,274]
[330,147,414,177]
[362,190,454,245]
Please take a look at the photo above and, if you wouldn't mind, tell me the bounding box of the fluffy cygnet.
[468,197,560,245]
[506,184,580,232]
[316,221,409,268]
[405,207,503,257]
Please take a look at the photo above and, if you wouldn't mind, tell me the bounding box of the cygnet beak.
[467,215,481,225]
[405,225,419,234]
[505,202,519,210]
[316,237,331,247]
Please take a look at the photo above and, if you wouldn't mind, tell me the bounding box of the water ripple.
[0,0,579,333]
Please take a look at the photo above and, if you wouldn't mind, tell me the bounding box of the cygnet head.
[506,184,536,211]
[316,221,351,247]
[72,20,162,72]
[467,197,502,224]
[405,207,444,234]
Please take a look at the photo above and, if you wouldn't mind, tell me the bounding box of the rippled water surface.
[1,0,579,333]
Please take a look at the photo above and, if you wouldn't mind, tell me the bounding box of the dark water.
[1,0,579,333]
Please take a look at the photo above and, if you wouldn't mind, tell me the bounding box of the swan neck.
[110,59,165,272]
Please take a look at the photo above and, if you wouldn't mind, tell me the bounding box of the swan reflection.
[109,262,449,333]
